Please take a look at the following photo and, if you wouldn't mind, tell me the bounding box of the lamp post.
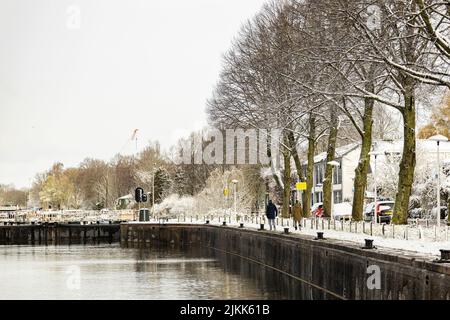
[232,180,238,214]
[328,161,340,219]
[369,151,383,224]
[152,163,157,219]
[428,135,448,228]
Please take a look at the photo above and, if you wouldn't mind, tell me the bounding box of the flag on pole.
[131,129,139,141]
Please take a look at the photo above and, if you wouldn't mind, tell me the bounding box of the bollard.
[240,223,244,228]
[315,232,324,240]
[363,239,375,250]
[284,227,289,235]
[260,224,265,230]
[440,250,450,262]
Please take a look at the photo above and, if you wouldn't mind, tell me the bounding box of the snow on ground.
[297,226,448,257]
[133,218,450,258]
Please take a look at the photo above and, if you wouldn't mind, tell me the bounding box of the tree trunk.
[323,109,338,218]
[393,84,416,225]
[304,114,316,218]
[352,95,374,221]
[447,197,450,225]
[288,131,305,182]
[282,136,292,218]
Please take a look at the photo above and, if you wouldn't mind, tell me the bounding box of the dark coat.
[266,203,278,219]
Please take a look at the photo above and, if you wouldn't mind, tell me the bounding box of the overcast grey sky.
[0,0,268,188]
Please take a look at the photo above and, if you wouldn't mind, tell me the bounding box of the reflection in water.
[0,244,331,300]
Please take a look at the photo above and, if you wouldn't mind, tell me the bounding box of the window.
[386,152,401,164]
[333,161,342,185]
[314,165,322,185]
[318,164,324,185]
[333,191,343,204]
[315,192,323,203]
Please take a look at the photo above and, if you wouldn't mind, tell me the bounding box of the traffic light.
[142,193,148,203]
[135,187,144,203]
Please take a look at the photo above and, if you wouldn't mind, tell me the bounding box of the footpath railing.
[4,210,449,243]
[173,214,450,243]
[0,210,134,223]
[299,217,450,242]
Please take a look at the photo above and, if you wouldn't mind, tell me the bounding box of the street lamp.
[328,161,340,219]
[369,151,384,224]
[152,163,157,219]
[428,135,449,228]
[231,180,238,214]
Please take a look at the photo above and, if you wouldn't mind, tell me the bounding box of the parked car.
[309,202,352,220]
[430,206,448,220]
[332,202,353,221]
[364,201,395,224]
[408,207,425,219]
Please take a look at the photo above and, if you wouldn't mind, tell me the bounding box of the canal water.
[0,244,325,300]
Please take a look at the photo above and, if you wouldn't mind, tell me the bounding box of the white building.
[306,139,450,206]
[304,143,360,206]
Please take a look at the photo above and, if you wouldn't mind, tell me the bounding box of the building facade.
[305,139,450,207]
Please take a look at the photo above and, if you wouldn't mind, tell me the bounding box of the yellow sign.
[296,182,307,191]
[223,188,230,196]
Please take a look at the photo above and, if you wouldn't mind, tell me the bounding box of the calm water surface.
[0,244,322,300]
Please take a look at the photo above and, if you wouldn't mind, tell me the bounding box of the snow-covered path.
[132,218,450,258]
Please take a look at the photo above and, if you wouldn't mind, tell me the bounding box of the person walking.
[266,200,278,231]
[293,200,303,230]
